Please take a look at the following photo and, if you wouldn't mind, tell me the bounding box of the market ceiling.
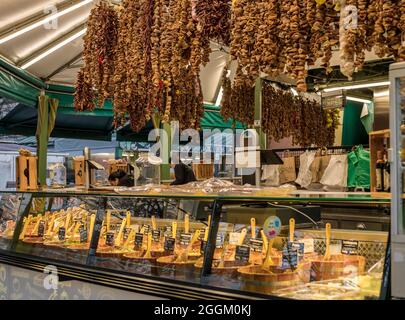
[0,0,391,100]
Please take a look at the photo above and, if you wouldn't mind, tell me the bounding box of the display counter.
[0,188,390,300]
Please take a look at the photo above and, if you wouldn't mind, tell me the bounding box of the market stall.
[0,0,404,300]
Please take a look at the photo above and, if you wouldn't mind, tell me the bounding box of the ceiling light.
[0,0,92,45]
[21,28,87,69]
[374,90,389,98]
[346,96,372,104]
[323,81,390,93]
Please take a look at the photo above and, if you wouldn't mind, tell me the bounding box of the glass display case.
[390,61,405,299]
[0,189,390,300]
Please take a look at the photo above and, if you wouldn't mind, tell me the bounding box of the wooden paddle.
[143,233,153,259]
[151,215,157,231]
[172,221,177,239]
[88,214,96,243]
[289,218,295,242]
[250,218,256,239]
[184,214,190,234]
[261,238,276,271]
[260,230,268,253]
[239,228,247,246]
[126,211,131,228]
[115,217,127,246]
[324,223,331,261]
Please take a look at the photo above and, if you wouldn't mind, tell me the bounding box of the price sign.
[229,232,242,245]
[235,245,250,262]
[200,240,207,253]
[152,230,161,242]
[262,216,282,239]
[38,221,45,237]
[341,240,359,255]
[198,229,206,241]
[282,246,298,269]
[288,241,305,255]
[216,234,224,249]
[164,226,172,237]
[180,233,192,246]
[134,233,143,249]
[249,239,264,252]
[58,227,66,241]
[123,227,132,240]
[142,225,151,234]
[164,237,176,252]
[298,238,315,253]
[106,231,115,246]
[79,226,88,243]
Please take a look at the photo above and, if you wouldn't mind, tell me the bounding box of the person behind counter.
[108,170,134,187]
[170,153,197,186]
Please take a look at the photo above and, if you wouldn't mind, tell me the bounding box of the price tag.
[198,229,206,241]
[180,233,192,246]
[134,233,143,249]
[341,240,359,255]
[249,239,264,252]
[79,226,88,243]
[152,230,161,242]
[229,232,242,245]
[200,240,207,253]
[288,241,305,255]
[262,216,282,239]
[106,231,115,246]
[330,241,342,255]
[282,246,298,269]
[143,225,151,234]
[164,226,172,237]
[216,234,224,249]
[298,238,315,253]
[38,221,45,237]
[164,237,176,252]
[123,227,132,240]
[58,227,66,241]
[235,245,250,262]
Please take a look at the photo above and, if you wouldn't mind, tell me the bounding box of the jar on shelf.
[49,162,67,188]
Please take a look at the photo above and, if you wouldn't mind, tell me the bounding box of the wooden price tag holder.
[16,155,38,191]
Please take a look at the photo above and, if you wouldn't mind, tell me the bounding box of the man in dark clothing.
[108,170,134,187]
[170,152,197,185]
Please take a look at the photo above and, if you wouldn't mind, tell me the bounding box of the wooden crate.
[73,158,85,186]
[16,156,38,191]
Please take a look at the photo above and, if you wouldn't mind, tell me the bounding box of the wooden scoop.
[19,214,33,240]
[123,229,136,248]
[46,214,56,236]
[238,228,247,246]
[172,221,177,239]
[207,214,211,227]
[65,212,72,230]
[151,215,157,231]
[88,214,96,243]
[184,214,190,234]
[260,230,268,253]
[261,238,275,271]
[324,223,331,261]
[143,233,153,259]
[106,210,111,232]
[126,211,131,228]
[289,218,295,242]
[203,226,209,242]
[250,218,256,239]
[115,217,127,246]
[31,214,43,236]
[175,229,201,263]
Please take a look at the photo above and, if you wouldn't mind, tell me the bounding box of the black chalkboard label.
[38,221,45,237]
[58,227,66,241]
[143,225,151,234]
[164,226,172,237]
[164,237,176,252]
[235,245,250,262]
[200,240,207,253]
[106,231,115,246]
[180,233,192,246]
[198,229,206,241]
[152,230,161,242]
[123,227,132,240]
[79,226,88,243]
[216,234,224,249]
[134,233,143,249]
[249,239,263,252]
[341,240,359,255]
[282,246,298,269]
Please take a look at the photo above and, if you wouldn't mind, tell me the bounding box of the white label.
[229,232,242,245]
[298,238,315,253]
[330,242,342,255]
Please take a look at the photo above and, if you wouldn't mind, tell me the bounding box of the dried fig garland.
[261,81,338,147]
[75,1,118,110]
[74,69,94,112]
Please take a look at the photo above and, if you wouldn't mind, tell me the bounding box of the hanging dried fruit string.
[74,0,118,111]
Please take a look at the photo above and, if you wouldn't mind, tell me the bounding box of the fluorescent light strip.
[346,96,372,104]
[0,0,92,45]
[323,81,390,92]
[374,90,389,98]
[21,28,87,69]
